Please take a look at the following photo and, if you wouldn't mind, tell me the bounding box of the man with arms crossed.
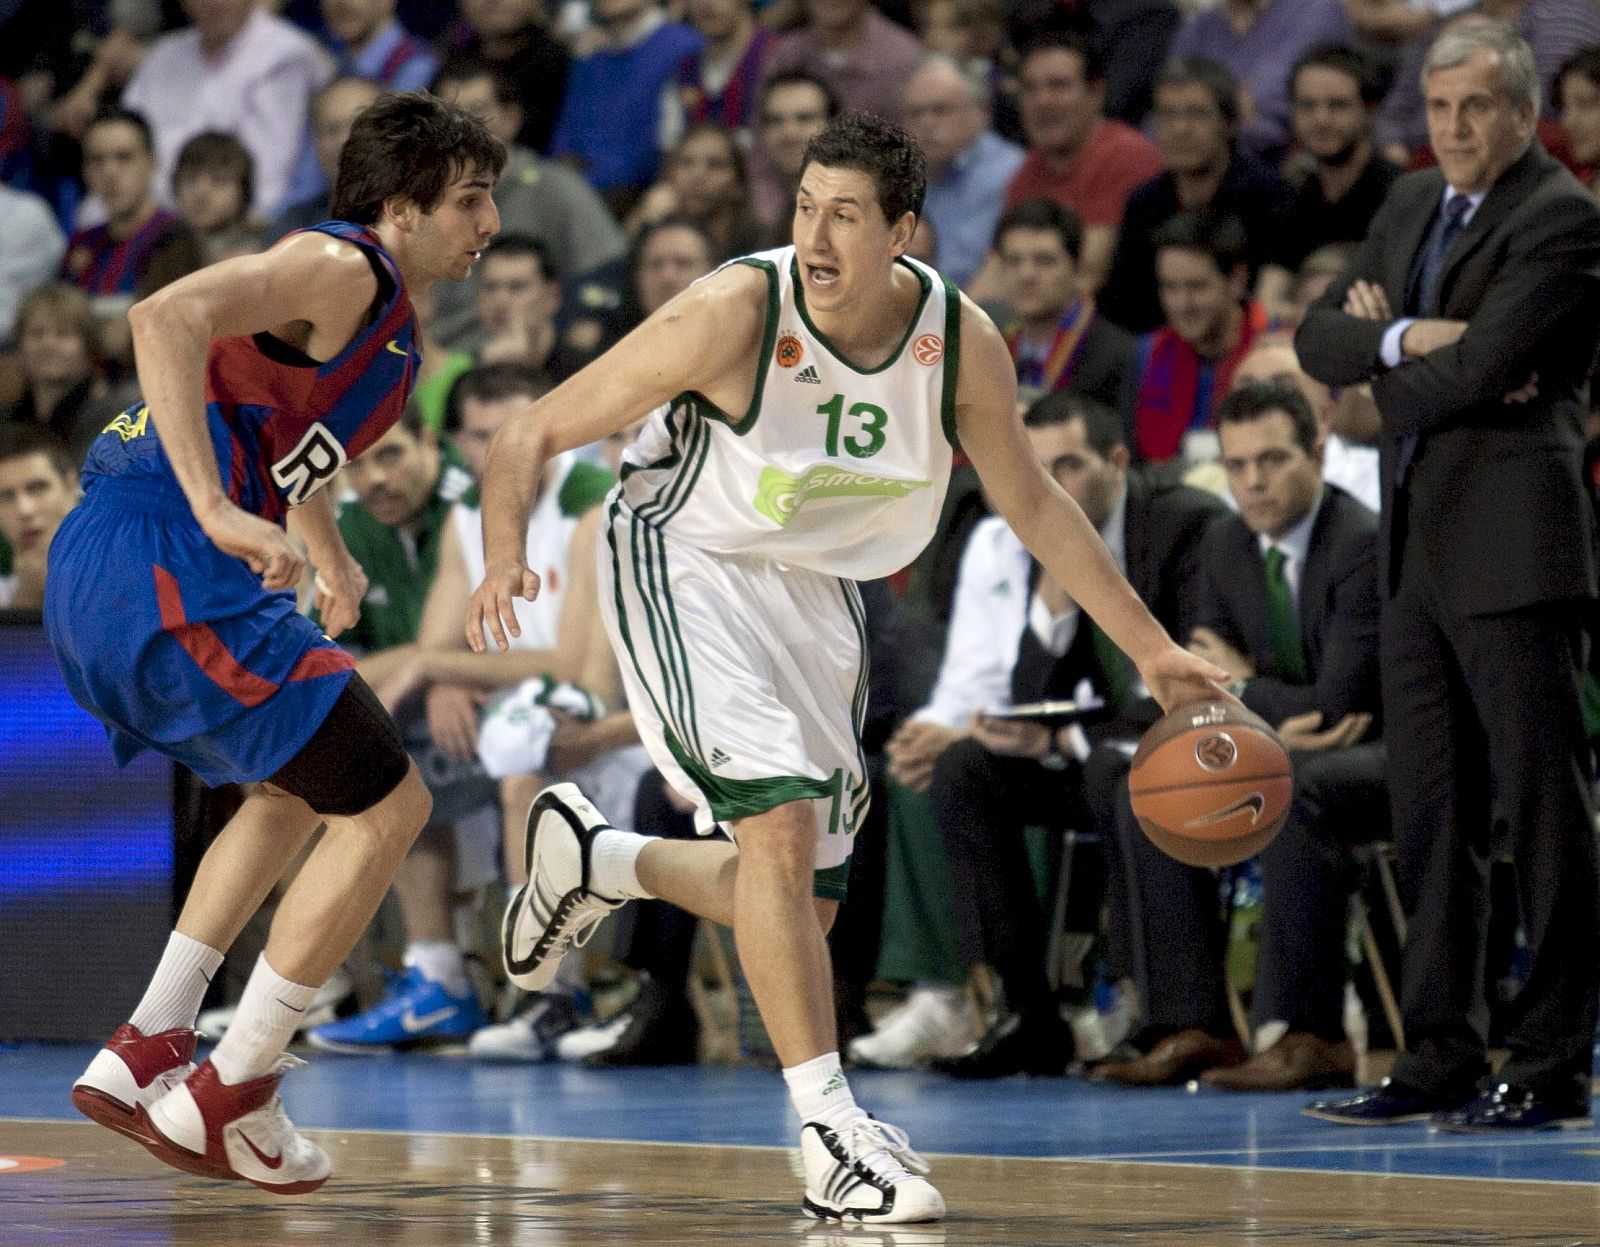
[468,114,1228,1222]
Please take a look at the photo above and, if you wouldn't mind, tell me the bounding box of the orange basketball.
[1127,701,1293,868]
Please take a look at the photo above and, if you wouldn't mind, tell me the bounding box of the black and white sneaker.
[800,1116,945,1224]
[502,783,626,992]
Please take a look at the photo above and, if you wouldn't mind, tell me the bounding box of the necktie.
[1264,547,1307,684]
[1089,618,1133,714]
[1412,192,1472,317]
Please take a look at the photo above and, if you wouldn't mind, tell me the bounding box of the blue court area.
[4,1043,1598,1185]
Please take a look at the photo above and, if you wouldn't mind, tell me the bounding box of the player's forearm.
[128,293,227,519]
[480,409,552,572]
[286,490,350,569]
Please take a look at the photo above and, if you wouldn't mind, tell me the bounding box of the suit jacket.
[1013,467,1227,716]
[1196,484,1381,729]
[1295,143,1600,616]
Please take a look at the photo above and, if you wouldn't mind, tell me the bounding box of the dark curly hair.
[800,112,927,225]
[332,91,507,225]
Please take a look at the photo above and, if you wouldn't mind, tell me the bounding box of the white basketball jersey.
[456,452,590,652]
[615,247,960,580]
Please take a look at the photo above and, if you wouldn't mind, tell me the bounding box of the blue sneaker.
[306,967,487,1052]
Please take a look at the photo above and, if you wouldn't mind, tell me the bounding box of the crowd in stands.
[5,0,1600,1090]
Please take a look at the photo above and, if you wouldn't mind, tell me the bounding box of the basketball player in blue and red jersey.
[46,92,504,1194]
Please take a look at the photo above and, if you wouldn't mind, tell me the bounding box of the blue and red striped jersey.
[84,221,419,525]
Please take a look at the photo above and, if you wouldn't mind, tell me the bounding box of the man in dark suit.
[1088,380,1383,1089]
[1296,20,1600,1131]
[927,391,1226,1078]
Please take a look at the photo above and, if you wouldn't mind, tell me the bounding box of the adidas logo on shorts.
[794,365,822,384]
[709,747,732,769]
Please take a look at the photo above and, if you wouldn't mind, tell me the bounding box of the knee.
[734,801,816,894]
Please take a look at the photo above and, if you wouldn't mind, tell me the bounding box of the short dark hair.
[1554,46,1600,111]
[0,423,77,480]
[85,106,155,155]
[1023,390,1125,457]
[1154,57,1240,128]
[331,91,507,225]
[758,70,841,122]
[481,232,555,280]
[1215,380,1319,456]
[1153,210,1248,277]
[173,130,254,211]
[431,56,520,109]
[993,197,1083,261]
[1015,28,1106,85]
[800,112,927,224]
[444,362,551,433]
[1291,43,1385,107]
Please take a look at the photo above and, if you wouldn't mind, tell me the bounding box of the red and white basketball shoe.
[141,1055,331,1193]
[71,1023,199,1148]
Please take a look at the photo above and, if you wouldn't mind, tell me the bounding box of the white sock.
[783,1052,861,1128]
[589,828,655,901]
[210,955,316,1085]
[403,941,469,996]
[128,931,224,1035]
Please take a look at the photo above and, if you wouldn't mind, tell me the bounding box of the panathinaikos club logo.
[754,464,931,526]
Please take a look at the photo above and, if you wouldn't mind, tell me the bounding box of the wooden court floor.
[6,1117,1600,1247]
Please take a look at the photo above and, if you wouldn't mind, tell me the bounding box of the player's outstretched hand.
[201,500,305,591]
[1137,642,1239,716]
[313,554,368,639]
[466,561,542,652]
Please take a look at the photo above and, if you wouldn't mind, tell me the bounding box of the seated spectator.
[1556,46,1600,191]
[628,123,764,261]
[430,60,627,350]
[670,0,777,136]
[1287,243,1358,328]
[549,0,705,208]
[0,182,66,347]
[1090,380,1381,1092]
[0,424,80,611]
[1008,0,1184,127]
[408,283,477,436]
[909,392,1224,1078]
[440,0,570,154]
[173,131,261,265]
[760,0,923,127]
[269,76,382,241]
[1283,45,1402,272]
[2,283,119,464]
[1167,0,1355,160]
[1100,57,1294,334]
[901,55,1023,289]
[1232,336,1380,514]
[561,217,718,370]
[1129,212,1272,463]
[1001,31,1162,295]
[122,0,332,220]
[914,0,1018,140]
[748,70,839,230]
[472,235,580,380]
[321,0,437,90]
[994,198,1134,412]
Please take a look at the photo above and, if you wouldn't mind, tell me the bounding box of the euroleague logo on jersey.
[914,334,944,366]
[775,333,804,368]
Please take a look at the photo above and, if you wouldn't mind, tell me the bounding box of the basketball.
[1127,701,1293,868]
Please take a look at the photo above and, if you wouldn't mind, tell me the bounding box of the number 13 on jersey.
[818,393,887,460]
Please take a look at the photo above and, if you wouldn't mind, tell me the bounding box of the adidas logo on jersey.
[709,747,732,769]
[794,365,822,384]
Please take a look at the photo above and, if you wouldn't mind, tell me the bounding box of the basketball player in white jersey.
[467,114,1230,1224]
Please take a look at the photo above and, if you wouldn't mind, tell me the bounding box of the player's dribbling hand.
[201,501,305,590]
[313,555,368,639]
[466,561,542,652]
[1137,642,1239,716]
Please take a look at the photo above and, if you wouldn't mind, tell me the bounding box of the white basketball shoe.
[848,987,976,1070]
[71,1024,199,1148]
[800,1115,946,1224]
[141,1056,331,1193]
[503,783,625,992]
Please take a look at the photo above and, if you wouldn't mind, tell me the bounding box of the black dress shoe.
[929,1010,1071,1079]
[1303,1078,1464,1125]
[1429,1082,1595,1133]
[584,979,699,1067]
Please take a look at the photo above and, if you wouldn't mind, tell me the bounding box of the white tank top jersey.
[456,452,602,652]
[615,246,962,580]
